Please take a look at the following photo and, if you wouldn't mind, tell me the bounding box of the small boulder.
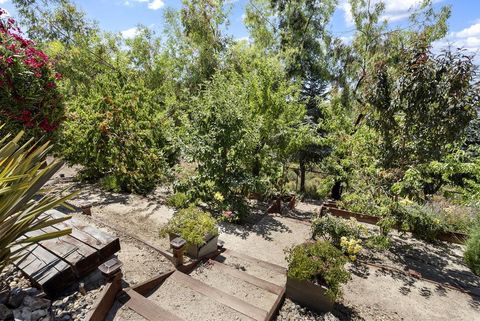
[7,288,25,308]
[22,296,50,311]
[0,304,13,321]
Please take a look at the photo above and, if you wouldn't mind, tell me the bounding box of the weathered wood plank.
[15,244,74,293]
[45,210,121,258]
[221,250,286,275]
[130,270,175,296]
[171,271,267,321]
[266,287,285,321]
[85,273,123,321]
[124,288,184,321]
[208,260,284,295]
[25,226,100,276]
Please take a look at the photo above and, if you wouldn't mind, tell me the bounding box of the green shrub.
[286,241,350,300]
[60,79,177,194]
[166,192,191,209]
[464,227,480,276]
[391,203,446,242]
[365,235,391,251]
[160,206,218,246]
[312,214,366,247]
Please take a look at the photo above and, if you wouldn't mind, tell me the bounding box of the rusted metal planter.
[169,233,219,259]
[286,277,334,313]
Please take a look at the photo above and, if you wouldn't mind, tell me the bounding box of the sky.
[0,0,480,59]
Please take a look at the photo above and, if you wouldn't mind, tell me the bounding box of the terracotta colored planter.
[286,276,334,313]
[169,233,219,259]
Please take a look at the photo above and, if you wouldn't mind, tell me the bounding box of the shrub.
[160,206,218,246]
[312,214,366,247]
[391,203,447,242]
[286,241,350,300]
[365,235,391,251]
[464,227,480,276]
[0,129,74,274]
[60,78,177,194]
[340,236,362,261]
[166,192,191,209]
[0,12,64,141]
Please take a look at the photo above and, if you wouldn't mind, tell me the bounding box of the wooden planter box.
[286,276,334,313]
[169,233,219,259]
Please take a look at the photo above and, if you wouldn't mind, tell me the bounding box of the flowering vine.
[0,8,64,139]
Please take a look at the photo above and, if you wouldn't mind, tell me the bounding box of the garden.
[1,0,480,320]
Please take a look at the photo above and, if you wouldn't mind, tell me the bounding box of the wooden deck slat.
[220,250,287,274]
[171,271,267,321]
[44,210,121,258]
[14,209,121,294]
[25,226,100,276]
[208,260,284,295]
[15,244,74,292]
[125,289,184,321]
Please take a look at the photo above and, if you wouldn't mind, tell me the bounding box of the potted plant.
[160,206,219,258]
[285,241,350,313]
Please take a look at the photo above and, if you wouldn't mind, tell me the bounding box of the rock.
[30,308,47,320]
[13,307,32,321]
[62,297,69,304]
[0,289,9,305]
[7,288,25,308]
[23,288,40,297]
[0,304,13,321]
[7,283,16,289]
[323,312,340,321]
[52,300,64,308]
[22,296,50,310]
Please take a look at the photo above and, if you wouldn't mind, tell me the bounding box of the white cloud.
[121,27,140,39]
[0,0,9,4]
[340,0,443,26]
[148,0,164,10]
[433,21,480,64]
[124,0,164,11]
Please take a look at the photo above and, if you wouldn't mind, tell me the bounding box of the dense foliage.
[286,241,350,300]
[465,226,480,276]
[5,0,480,274]
[160,206,218,246]
[0,11,64,141]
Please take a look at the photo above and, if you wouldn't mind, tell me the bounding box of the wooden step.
[207,260,283,295]
[221,250,286,274]
[124,289,183,321]
[171,271,268,321]
[147,272,255,321]
[215,251,286,287]
[190,261,279,312]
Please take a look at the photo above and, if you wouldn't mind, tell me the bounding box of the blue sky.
[1,0,480,57]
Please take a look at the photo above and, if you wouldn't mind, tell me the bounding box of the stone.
[22,296,50,310]
[0,304,13,321]
[23,288,40,297]
[52,300,64,308]
[13,307,32,321]
[0,288,9,305]
[62,297,69,304]
[30,309,47,320]
[7,289,25,308]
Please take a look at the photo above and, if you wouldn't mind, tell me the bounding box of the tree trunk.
[299,159,306,193]
[330,180,342,200]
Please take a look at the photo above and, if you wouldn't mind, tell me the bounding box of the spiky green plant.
[0,129,75,274]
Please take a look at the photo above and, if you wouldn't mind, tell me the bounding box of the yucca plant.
[0,128,75,275]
